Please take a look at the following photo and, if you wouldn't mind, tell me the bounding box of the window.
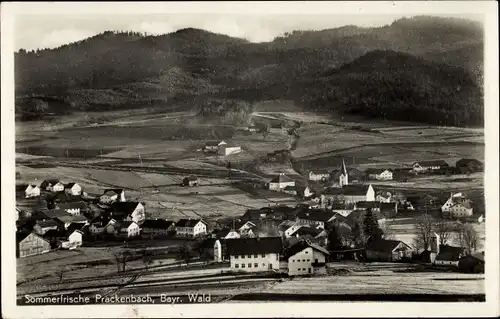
[235,264,239,268]
[305,251,308,254]
[248,263,252,268]
[254,254,258,258]
[262,263,266,267]
[276,254,279,261]
[247,255,251,258]
[241,255,245,259]
[235,255,238,259]
[261,254,265,258]
[254,263,258,267]
[307,259,310,262]
[242,264,246,268]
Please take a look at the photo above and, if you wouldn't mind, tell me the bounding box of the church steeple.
[339,157,349,187]
[341,157,347,175]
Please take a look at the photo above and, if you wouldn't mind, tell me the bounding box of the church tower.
[339,158,349,187]
[429,232,440,264]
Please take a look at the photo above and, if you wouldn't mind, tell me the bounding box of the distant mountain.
[14,16,484,126]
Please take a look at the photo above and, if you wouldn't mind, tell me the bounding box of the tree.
[414,213,433,251]
[140,249,154,271]
[226,161,232,178]
[456,223,479,255]
[326,221,343,250]
[362,209,383,244]
[55,267,67,283]
[434,219,454,246]
[179,242,192,265]
[261,122,270,139]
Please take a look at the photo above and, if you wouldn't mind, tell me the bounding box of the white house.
[51,182,65,193]
[433,245,465,267]
[441,193,469,214]
[100,189,126,205]
[226,237,282,272]
[237,221,257,235]
[57,201,86,216]
[64,183,82,196]
[308,170,330,182]
[108,202,145,224]
[367,169,393,181]
[286,240,330,276]
[224,230,241,239]
[339,158,349,187]
[118,221,141,238]
[412,160,449,173]
[204,140,227,153]
[24,185,41,198]
[40,179,61,192]
[218,144,242,156]
[61,230,83,249]
[175,219,207,237]
[284,223,302,238]
[295,209,336,229]
[448,203,473,218]
[268,174,295,191]
[141,219,175,238]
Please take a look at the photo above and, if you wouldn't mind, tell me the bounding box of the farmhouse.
[380,202,398,218]
[56,214,88,229]
[16,232,51,258]
[42,229,68,249]
[412,160,449,173]
[33,219,60,235]
[434,245,465,267]
[448,202,473,218]
[89,218,108,235]
[24,184,41,198]
[61,230,84,249]
[107,201,146,224]
[267,174,295,191]
[286,240,330,276]
[175,219,207,237]
[355,201,380,212]
[204,140,227,153]
[366,239,413,262]
[237,221,257,235]
[183,176,199,187]
[288,225,324,240]
[458,253,484,273]
[56,201,87,216]
[308,170,330,182]
[226,237,282,272]
[218,144,242,156]
[40,179,62,192]
[118,221,141,238]
[247,125,260,132]
[295,209,336,229]
[365,168,393,181]
[456,158,483,174]
[266,149,291,163]
[282,186,313,199]
[100,189,126,204]
[141,219,175,238]
[441,193,469,213]
[64,183,82,196]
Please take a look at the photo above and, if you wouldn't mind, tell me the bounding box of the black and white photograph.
[1,1,499,318]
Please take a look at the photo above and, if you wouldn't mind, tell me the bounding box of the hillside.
[14,16,484,126]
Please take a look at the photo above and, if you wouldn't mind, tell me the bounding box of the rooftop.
[366,239,410,254]
[285,240,330,259]
[226,237,282,255]
[176,219,205,227]
[269,174,294,184]
[142,219,175,229]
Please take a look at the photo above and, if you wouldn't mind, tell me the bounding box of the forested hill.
[15,16,484,127]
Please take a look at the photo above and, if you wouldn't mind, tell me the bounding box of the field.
[14,105,486,300]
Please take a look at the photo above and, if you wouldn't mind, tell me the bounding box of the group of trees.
[414,213,479,255]
[15,16,483,126]
[326,208,385,251]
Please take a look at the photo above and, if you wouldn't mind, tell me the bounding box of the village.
[16,136,486,289]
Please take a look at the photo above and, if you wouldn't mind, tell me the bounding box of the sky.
[13,12,484,51]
